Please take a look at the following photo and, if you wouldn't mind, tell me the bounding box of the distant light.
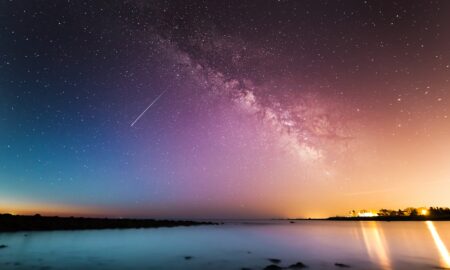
[421,209,429,215]
[358,211,378,217]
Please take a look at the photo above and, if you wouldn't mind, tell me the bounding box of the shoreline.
[0,213,217,232]
[271,217,450,222]
[327,216,450,221]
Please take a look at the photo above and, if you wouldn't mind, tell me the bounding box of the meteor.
[130,89,167,127]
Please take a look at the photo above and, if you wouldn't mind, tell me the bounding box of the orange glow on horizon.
[0,202,105,218]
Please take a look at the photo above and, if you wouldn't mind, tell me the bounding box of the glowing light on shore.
[361,221,391,269]
[350,210,379,217]
[426,221,450,268]
[358,212,378,217]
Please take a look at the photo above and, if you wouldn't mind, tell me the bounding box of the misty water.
[0,220,449,270]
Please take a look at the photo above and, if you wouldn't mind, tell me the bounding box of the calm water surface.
[0,221,449,269]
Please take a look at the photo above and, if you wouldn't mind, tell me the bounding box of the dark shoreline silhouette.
[0,213,217,232]
[327,216,450,221]
[274,216,450,221]
[278,207,450,221]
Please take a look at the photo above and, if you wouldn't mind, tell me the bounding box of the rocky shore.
[0,213,217,232]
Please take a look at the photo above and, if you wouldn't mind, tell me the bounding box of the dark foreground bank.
[0,214,217,232]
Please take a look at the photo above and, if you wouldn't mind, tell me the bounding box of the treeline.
[331,207,450,221]
[428,207,450,217]
[377,207,450,217]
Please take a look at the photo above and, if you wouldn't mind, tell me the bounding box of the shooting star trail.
[130,90,167,127]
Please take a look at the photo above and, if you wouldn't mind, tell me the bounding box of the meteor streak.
[130,90,167,127]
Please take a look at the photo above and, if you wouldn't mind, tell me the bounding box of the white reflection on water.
[426,221,450,268]
[360,221,391,269]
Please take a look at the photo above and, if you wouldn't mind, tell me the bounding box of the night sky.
[1,1,450,218]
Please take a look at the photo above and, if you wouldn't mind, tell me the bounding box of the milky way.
[1,1,450,218]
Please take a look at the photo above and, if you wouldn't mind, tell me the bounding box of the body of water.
[0,220,449,269]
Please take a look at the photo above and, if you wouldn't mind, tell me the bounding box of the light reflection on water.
[360,221,391,269]
[426,221,450,268]
[0,221,449,269]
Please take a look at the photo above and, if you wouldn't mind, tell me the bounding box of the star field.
[1,1,450,218]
